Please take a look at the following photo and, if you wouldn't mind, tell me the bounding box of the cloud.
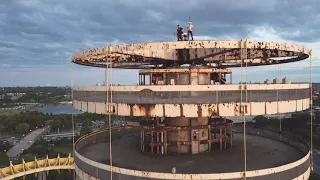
[0,0,319,86]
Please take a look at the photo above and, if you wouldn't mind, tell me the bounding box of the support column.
[161,130,164,154]
[157,132,160,154]
[208,125,211,151]
[164,130,168,154]
[224,126,227,150]
[224,118,227,149]
[141,128,144,152]
[220,126,222,152]
[151,129,154,154]
[150,73,153,85]
[230,123,233,148]
[177,129,181,154]
[177,73,180,85]
[37,172,46,180]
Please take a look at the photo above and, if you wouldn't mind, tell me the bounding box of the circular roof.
[71,40,311,69]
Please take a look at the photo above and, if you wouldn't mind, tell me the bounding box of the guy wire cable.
[244,40,248,180]
[70,61,76,180]
[109,46,113,180]
[240,40,246,179]
[277,64,280,138]
[310,50,313,170]
[70,62,75,147]
[108,45,113,180]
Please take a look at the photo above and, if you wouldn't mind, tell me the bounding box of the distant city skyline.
[1,0,320,87]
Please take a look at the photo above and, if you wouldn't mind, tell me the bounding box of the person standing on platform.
[187,18,194,41]
[176,25,183,41]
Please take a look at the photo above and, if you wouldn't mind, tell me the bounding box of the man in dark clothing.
[176,25,183,41]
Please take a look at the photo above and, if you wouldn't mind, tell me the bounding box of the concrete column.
[165,117,208,154]
[37,172,46,180]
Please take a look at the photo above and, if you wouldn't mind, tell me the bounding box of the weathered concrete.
[71,40,311,69]
[79,133,303,174]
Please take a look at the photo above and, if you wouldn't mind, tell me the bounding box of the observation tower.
[71,40,313,180]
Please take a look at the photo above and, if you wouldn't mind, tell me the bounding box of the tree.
[0,124,6,133]
[0,152,9,167]
[80,124,92,136]
[253,115,269,127]
[82,119,92,127]
[51,119,61,130]
[16,123,30,134]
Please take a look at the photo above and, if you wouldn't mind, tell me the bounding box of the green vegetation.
[314,99,320,106]
[0,87,71,108]
[0,111,107,135]
[0,152,9,167]
[50,114,72,131]
[20,138,72,161]
[80,118,92,136]
[0,141,11,167]
[310,172,320,180]
[0,111,49,134]
[253,111,320,147]
[77,112,106,122]
[16,170,73,180]
[49,112,105,132]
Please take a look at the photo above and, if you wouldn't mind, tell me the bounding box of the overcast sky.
[0,0,319,87]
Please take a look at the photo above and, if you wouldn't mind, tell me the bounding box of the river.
[37,103,81,115]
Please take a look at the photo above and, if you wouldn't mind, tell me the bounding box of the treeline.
[0,111,48,134]
[0,87,71,107]
[253,111,320,147]
[0,110,108,135]
[50,112,106,132]
[0,86,70,94]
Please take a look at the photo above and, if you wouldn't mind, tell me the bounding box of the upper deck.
[72,84,310,117]
[71,40,311,69]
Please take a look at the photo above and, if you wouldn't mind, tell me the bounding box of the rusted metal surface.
[73,98,310,117]
[0,154,74,180]
[141,117,232,155]
[74,83,309,91]
[74,126,311,180]
[139,67,232,74]
[71,40,311,69]
[73,88,309,105]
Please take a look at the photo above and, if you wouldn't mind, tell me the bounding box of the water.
[37,103,81,115]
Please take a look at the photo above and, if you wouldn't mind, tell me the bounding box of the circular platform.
[71,40,311,69]
[78,129,302,174]
[74,126,310,179]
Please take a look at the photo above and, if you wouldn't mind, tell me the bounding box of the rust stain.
[197,105,202,117]
[129,104,133,116]
[163,104,166,117]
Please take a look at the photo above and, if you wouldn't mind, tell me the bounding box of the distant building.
[282,77,291,84]
[273,78,280,84]
[6,93,26,96]
[264,79,270,84]
[6,93,26,100]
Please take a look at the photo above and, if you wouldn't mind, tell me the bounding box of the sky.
[0,0,320,87]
